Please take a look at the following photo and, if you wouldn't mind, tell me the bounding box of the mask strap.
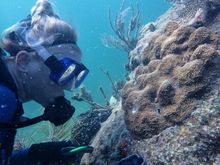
[14,28,61,72]
[29,44,52,61]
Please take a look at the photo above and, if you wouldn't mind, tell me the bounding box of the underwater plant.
[72,85,108,109]
[102,0,141,53]
[14,134,32,151]
[100,67,125,101]
[35,108,73,141]
[14,108,73,150]
[44,120,73,141]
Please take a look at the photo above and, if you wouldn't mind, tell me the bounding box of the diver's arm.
[0,85,17,122]
[9,141,93,164]
[0,85,17,163]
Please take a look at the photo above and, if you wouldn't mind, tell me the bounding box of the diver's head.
[1,0,87,106]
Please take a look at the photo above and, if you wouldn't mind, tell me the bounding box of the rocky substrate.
[81,102,134,165]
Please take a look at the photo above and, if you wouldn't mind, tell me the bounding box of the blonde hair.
[1,0,78,56]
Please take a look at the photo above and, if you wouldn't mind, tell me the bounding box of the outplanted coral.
[122,22,220,139]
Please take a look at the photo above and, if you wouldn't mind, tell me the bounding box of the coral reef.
[80,0,220,164]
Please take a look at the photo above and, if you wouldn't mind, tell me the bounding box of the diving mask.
[46,56,89,90]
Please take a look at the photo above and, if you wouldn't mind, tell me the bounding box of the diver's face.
[18,44,81,106]
[14,50,64,106]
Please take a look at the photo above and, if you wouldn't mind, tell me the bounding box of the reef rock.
[80,102,133,165]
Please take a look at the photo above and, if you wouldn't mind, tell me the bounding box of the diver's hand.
[28,141,93,163]
[43,96,75,126]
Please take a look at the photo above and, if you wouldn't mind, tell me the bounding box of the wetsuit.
[0,52,92,165]
[0,56,24,164]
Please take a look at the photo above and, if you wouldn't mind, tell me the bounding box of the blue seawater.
[0,0,169,143]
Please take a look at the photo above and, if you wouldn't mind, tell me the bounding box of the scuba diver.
[0,0,93,164]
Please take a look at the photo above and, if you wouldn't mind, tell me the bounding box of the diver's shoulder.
[0,84,17,108]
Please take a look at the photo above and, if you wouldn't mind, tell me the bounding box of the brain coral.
[122,22,220,139]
